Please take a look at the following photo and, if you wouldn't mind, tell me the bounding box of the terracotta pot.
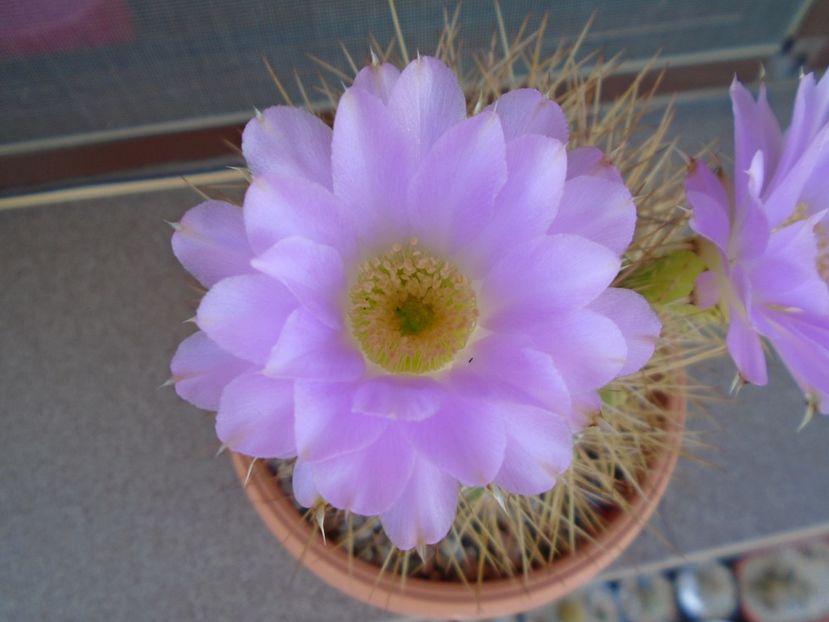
[231,393,685,620]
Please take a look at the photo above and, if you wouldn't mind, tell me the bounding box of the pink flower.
[687,74,829,413]
[170,57,660,549]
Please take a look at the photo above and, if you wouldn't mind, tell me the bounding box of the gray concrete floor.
[2,83,828,621]
[0,191,392,621]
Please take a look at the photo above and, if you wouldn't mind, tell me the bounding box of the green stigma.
[394,297,435,335]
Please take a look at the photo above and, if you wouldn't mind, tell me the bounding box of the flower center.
[348,238,478,374]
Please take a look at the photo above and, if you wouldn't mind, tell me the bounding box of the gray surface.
[613,354,829,573]
[0,191,390,622]
[2,83,829,621]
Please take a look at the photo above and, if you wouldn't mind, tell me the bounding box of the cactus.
[241,8,723,588]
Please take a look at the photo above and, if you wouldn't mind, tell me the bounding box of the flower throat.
[348,238,478,374]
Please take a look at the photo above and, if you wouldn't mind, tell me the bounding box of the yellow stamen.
[348,238,478,374]
[816,222,828,284]
[783,203,828,284]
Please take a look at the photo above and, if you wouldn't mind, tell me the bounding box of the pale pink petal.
[242,106,333,188]
[567,391,602,430]
[745,150,766,199]
[170,331,251,411]
[800,150,829,216]
[494,404,573,495]
[381,456,459,550]
[465,334,571,413]
[483,234,620,330]
[294,381,388,462]
[752,214,829,315]
[758,309,829,413]
[551,173,635,256]
[763,125,829,228]
[488,88,568,143]
[694,270,721,309]
[566,147,622,182]
[726,306,767,385]
[404,394,506,487]
[312,426,415,515]
[196,274,295,364]
[729,194,771,261]
[332,86,416,244]
[686,160,732,253]
[449,366,584,433]
[216,372,295,458]
[251,237,346,329]
[789,73,829,216]
[769,73,829,197]
[407,111,507,252]
[171,200,253,288]
[243,175,356,259]
[529,309,628,394]
[265,309,364,381]
[463,134,566,272]
[352,62,400,103]
[292,461,320,508]
[730,80,781,206]
[387,56,467,159]
[352,377,444,421]
[589,288,661,376]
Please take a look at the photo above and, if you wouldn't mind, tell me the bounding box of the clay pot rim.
[230,392,685,620]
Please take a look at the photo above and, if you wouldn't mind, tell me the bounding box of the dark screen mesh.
[0,0,807,147]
